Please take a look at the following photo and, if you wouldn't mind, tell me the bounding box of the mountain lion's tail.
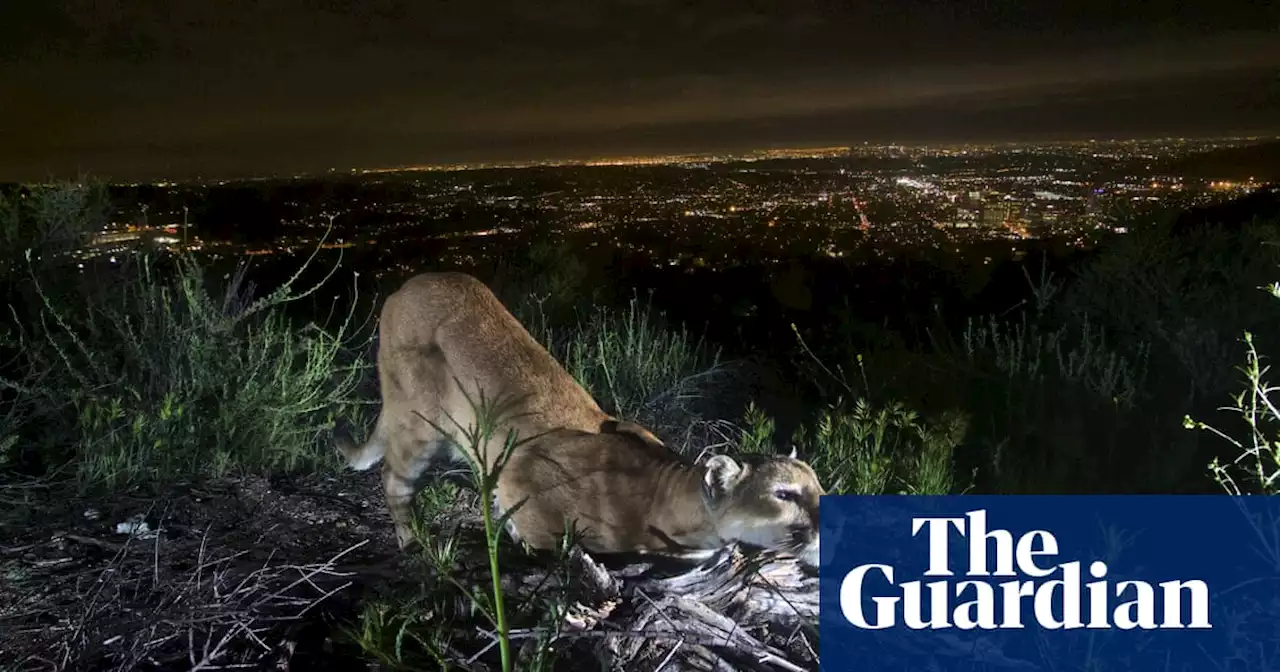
[335,430,387,471]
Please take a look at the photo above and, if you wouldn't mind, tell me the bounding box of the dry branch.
[489,544,818,671]
[2,521,369,671]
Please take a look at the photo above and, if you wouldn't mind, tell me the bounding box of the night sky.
[2,0,1278,181]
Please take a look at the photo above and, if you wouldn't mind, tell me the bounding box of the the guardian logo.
[839,509,1211,631]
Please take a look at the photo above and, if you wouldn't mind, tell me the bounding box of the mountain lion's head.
[701,451,824,566]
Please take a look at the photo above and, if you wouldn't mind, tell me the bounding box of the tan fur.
[335,272,825,565]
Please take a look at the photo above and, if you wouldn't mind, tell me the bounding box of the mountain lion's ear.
[788,445,798,460]
[704,455,744,495]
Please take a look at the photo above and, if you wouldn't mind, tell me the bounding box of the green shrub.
[1183,280,1280,672]
[1189,277,1280,496]
[737,401,777,455]
[785,326,969,495]
[793,397,967,495]
[523,292,729,449]
[8,234,372,488]
[1193,331,1280,495]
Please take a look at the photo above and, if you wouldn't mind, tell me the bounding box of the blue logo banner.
[818,496,1280,671]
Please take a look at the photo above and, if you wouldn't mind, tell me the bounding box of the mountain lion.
[335,272,824,565]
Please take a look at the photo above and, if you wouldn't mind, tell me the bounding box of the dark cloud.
[2,0,1278,180]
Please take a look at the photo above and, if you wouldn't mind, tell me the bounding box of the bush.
[1,192,373,489]
[1189,279,1280,496]
[1183,280,1280,672]
[1062,214,1280,406]
[736,401,777,455]
[947,292,1155,493]
[816,262,1167,494]
[0,182,110,279]
[522,291,730,451]
[782,328,969,495]
[2,183,115,461]
[785,398,967,495]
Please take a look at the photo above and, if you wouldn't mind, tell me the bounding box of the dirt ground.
[1,466,820,672]
[0,468,415,671]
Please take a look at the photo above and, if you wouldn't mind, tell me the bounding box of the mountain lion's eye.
[774,487,798,501]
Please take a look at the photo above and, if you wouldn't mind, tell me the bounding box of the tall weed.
[10,232,373,488]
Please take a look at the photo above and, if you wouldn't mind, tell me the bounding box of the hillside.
[2,181,1280,670]
[1160,140,1280,182]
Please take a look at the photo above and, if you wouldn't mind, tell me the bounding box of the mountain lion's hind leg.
[380,435,450,550]
[381,460,420,549]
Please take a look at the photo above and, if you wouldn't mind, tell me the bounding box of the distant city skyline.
[7,133,1279,189]
[76,136,1261,280]
[3,0,1277,182]
[13,133,1278,188]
